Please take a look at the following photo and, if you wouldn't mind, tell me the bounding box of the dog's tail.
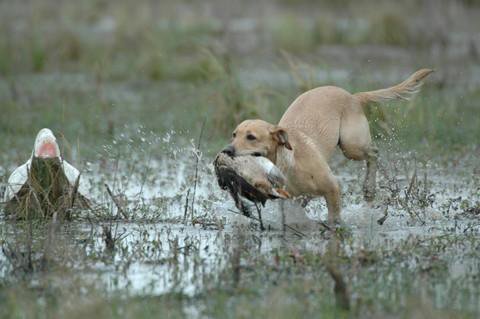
[354,69,434,106]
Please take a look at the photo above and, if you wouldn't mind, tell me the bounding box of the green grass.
[1,70,477,161]
[0,0,476,158]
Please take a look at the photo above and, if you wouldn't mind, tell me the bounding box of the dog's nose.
[221,144,236,157]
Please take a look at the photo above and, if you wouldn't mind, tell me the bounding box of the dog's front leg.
[325,186,342,226]
[312,170,342,227]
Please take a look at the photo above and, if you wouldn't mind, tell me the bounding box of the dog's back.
[279,69,434,161]
[279,86,355,160]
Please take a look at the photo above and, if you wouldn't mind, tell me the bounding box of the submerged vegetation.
[1,0,479,318]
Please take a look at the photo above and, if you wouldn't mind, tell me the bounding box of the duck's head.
[33,128,61,159]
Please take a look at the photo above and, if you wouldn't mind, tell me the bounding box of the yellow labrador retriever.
[222,69,433,225]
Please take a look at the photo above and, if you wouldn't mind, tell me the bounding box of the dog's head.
[222,119,292,162]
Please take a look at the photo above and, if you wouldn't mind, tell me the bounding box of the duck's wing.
[62,160,89,196]
[4,160,30,202]
[264,163,287,188]
[235,156,288,191]
[62,160,80,184]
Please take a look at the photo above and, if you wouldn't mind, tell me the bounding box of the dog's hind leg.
[338,103,377,201]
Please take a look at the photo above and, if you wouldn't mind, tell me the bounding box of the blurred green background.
[0,0,479,161]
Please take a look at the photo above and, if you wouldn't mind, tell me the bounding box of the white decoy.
[3,128,88,211]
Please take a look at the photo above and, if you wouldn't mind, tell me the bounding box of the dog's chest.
[275,148,299,191]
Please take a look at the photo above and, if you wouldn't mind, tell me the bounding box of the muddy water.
[1,140,478,299]
[0,124,478,307]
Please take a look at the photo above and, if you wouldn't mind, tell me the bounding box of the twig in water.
[402,162,426,224]
[190,117,207,222]
[104,183,128,220]
[102,220,128,252]
[377,204,389,225]
[183,189,190,224]
[102,225,115,251]
[406,160,417,198]
[318,220,331,231]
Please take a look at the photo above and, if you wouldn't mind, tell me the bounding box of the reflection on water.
[0,134,479,315]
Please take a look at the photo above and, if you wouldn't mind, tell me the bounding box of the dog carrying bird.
[214,152,290,219]
[220,69,433,227]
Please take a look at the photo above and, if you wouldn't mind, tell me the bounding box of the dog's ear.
[270,127,292,150]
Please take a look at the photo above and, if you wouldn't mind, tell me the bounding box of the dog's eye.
[246,134,256,141]
[232,132,236,138]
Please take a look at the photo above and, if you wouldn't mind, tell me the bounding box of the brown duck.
[214,152,289,217]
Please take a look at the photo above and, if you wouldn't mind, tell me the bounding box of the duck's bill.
[34,129,61,158]
[271,188,290,199]
[36,141,60,158]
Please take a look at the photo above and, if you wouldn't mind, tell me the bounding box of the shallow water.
[1,135,479,304]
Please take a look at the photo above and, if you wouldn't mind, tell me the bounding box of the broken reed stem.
[70,174,81,209]
[377,204,389,225]
[183,189,190,224]
[318,220,331,231]
[102,225,115,251]
[104,183,128,220]
[102,216,127,252]
[190,117,207,222]
[403,158,426,224]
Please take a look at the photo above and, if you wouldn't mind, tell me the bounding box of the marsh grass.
[271,15,316,53]
[368,13,411,47]
[1,144,480,318]
[0,1,477,153]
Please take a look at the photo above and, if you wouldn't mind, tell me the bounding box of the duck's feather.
[214,153,288,204]
[4,159,30,202]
